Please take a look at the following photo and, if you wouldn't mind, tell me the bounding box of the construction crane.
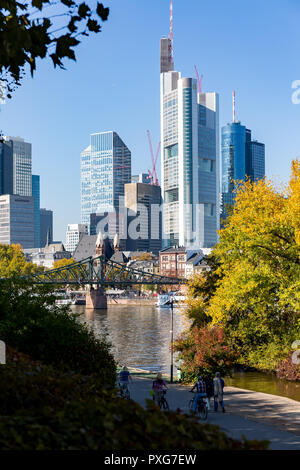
[147,130,160,186]
[194,65,203,94]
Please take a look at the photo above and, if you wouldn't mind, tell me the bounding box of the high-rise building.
[32,175,40,248]
[131,173,150,184]
[221,116,265,221]
[160,50,219,248]
[125,182,162,254]
[0,194,34,248]
[0,140,13,195]
[80,131,131,226]
[65,223,89,253]
[40,208,53,247]
[8,136,32,196]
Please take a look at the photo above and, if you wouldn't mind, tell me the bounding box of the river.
[74,304,189,373]
[73,304,300,402]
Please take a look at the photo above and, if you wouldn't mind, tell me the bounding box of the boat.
[156,294,173,308]
[55,298,75,306]
[156,292,186,308]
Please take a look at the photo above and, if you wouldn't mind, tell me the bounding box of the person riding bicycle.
[190,375,207,413]
[152,372,168,405]
[118,366,133,394]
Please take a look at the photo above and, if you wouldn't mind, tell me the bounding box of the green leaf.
[96,3,109,21]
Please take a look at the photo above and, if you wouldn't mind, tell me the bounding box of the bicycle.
[157,389,169,410]
[119,382,130,399]
[189,392,208,421]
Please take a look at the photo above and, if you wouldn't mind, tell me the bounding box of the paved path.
[128,375,300,450]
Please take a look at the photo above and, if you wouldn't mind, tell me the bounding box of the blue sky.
[1,0,300,242]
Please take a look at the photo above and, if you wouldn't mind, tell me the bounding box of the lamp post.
[170,298,174,383]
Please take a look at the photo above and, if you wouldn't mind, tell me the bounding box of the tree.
[0,243,42,277]
[207,161,300,370]
[52,257,75,269]
[0,1,109,97]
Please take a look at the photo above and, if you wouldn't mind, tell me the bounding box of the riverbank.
[129,372,300,450]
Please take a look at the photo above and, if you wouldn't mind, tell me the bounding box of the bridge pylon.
[86,285,107,309]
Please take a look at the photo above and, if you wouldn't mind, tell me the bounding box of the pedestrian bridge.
[25,254,185,287]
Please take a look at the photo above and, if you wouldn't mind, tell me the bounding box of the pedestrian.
[204,376,214,411]
[213,371,225,412]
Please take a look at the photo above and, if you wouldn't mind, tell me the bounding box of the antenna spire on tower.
[168,0,173,64]
[232,90,236,123]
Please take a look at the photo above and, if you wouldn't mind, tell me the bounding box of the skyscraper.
[40,208,53,247]
[0,140,13,195]
[32,175,40,248]
[221,98,265,221]
[160,44,219,248]
[8,136,32,196]
[0,194,34,248]
[125,181,162,254]
[80,131,131,226]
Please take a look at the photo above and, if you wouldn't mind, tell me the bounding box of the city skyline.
[1,0,299,242]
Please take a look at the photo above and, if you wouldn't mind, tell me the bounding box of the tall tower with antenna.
[160,0,220,249]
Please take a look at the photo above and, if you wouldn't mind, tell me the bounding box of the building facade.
[125,182,162,254]
[8,136,32,196]
[221,122,265,220]
[0,194,34,248]
[32,175,40,248]
[40,208,53,247]
[160,51,219,249]
[0,140,13,195]
[159,246,186,278]
[65,223,89,253]
[80,131,131,226]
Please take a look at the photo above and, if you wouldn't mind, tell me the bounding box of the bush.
[0,280,116,386]
[277,353,300,381]
[174,326,238,382]
[0,348,269,450]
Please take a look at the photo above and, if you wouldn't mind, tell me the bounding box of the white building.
[160,38,219,249]
[0,194,34,248]
[65,223,89,253]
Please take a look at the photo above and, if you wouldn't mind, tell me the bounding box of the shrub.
[0,348,269,450]
[174,326,238,382]
[0,280,116,385]
[277,353,300,381]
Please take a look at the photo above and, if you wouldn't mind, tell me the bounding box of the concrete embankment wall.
[107,298,156,306]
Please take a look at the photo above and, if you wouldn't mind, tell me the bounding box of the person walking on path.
[213,372,225,413]
[190,376,207,413]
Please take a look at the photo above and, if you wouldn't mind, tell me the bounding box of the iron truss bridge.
[24,255,185,287]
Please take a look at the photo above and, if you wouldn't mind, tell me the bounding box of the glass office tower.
[32,175,40,247]
[0,140,13,195]
[221,123,265,221]
[8,136,32,196]
[80,131,131,226]
[160,60,219,248]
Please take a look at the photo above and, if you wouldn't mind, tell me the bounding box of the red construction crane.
[147,130,160,186]
[194,65,203,94]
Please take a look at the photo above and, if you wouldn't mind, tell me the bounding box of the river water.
[74,304,189,373]
[73,304,300,402]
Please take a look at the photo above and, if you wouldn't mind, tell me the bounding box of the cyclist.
[190,375,207,413]
[118,366,133,395]
[152,372,168,405]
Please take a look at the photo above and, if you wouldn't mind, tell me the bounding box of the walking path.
[127,372,300,450]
